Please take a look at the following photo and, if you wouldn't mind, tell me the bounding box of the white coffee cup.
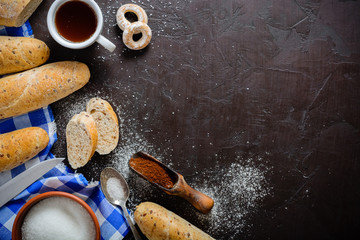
[47,0,116,52]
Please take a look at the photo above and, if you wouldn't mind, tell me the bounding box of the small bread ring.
[116,4,148,33]
[122,22,152,50]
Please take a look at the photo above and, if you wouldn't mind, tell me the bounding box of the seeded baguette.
[0,36,50,75]
[0,0,43,27]
[0,127,49,172]
[66,112,98,169]
[134,202,215,240]
[0,61,90,120]
[86,98,119,155]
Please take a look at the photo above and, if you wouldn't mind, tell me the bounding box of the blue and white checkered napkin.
[0,165,130,240]
[0,22,130,240]
[0,107,57,186]
[0,20,33,37]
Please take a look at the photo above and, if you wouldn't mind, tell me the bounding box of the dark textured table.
[30,0,360,239]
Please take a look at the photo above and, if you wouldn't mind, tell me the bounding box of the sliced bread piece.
[86,98,119,155]
[66,112,98,169]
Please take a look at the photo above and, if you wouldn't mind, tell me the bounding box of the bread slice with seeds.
[66,112,98,169]
[86,98,119,155]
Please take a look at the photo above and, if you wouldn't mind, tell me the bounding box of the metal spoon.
[100,167,142,240]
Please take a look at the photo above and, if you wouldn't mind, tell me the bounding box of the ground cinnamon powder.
[129,157,177,189]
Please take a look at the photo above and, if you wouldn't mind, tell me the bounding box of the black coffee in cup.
[55,1,97,42]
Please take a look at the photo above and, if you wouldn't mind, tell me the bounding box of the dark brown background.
[30,0,359,239]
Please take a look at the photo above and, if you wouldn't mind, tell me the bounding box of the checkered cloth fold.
[0,21,33,37]
[0,107,57,186]
[0,165,130,240]
[0,22,130,240]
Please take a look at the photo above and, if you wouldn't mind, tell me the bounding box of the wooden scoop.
[129,152,214,213]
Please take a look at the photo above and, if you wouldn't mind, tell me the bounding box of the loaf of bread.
[0,0,43,27]
[0,36,50,75]
[134,202,215,240]
[86,98,119,155]
[66,112,98,169]
[0,61,90,120]
[0,127,49,172]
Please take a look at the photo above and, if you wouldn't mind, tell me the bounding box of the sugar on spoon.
[100,167,142,240]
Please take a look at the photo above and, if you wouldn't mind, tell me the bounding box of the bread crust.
[0,36,50,75]
[134,202,215,240]
[0,127,49,172]
[66,112,98,169]
[0,0,43,27]
[86,97,119,155]
[0,61,90,120]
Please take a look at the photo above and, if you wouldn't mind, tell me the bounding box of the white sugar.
[107,177,126,202]
[21,197,96,240]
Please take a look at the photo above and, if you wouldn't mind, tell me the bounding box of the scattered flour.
[110,106,158,177]
[86,90,272,238]
[107,101,173,211]
[54,88,273,239]
[51,2,273,238]
[110,115,272,238]
[191,155,272,238]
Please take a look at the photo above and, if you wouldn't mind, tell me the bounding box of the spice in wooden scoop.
[130,152,214,213]
[129,156,177,189]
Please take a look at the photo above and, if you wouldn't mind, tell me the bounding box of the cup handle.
[96,34,116,52]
